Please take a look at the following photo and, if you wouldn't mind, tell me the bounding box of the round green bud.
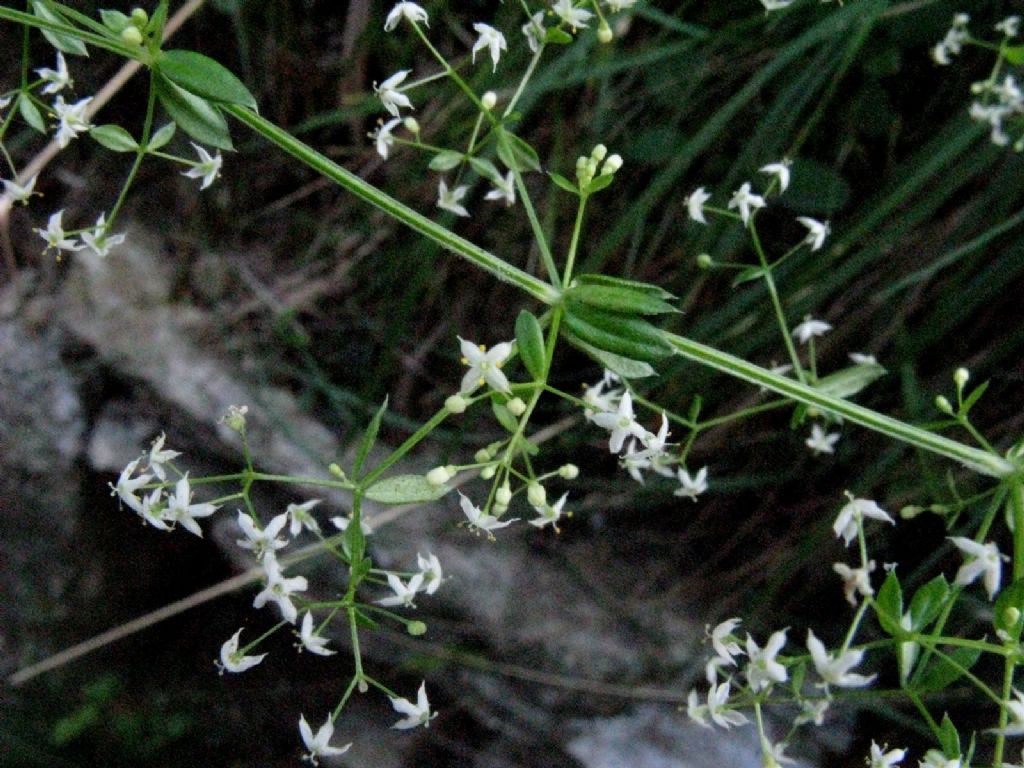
[496,484,513,506]
[445,394,468,414]
[407,620,428,636]
[120,25,144,45]
[591,144,608,162]
[130,7,149,27]
[474,448,491,463]
[481,465,496,480]
[1004,606,1021,628]
[426,466,451,487]
[507,397,527,417]
[403,116,420,134]
[559,464,579,480]
[597,22,613,43]
[481,91,498,110]
[954,367,970,390]
[221,404,248,433]
[527,483,546,507]
[328,463,347,479]
[934,395,953,415]
[899,505,924,519]
[696,253,714,269]
[601,154,623,175]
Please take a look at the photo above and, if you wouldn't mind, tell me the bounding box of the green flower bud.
[481,91,497,110]
[403,116,420,134]
[120,25,143,45]
[481,465,496,479]
[496,483,513,506]
[601,154,623,175]
[591,144,608,162]
[426,466,451,486]
[696,253,714,269]
[559,464,579,479]
[527,483,546,507]
[445,394,468,414]
[220,404,248,433]
[597,22,613,43]
[407,620,428,636]
[507,397,527,416]
[934,395,954,415]
[954,367,969,390]
[130,7,149,27]
[474,448,491,463]
[1004,606,1021,628]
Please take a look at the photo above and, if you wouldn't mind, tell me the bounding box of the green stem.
[0,5,137,57]
[562,194,588,285]
[225,106,560,306]
[1012,479,1024,582]
[749,221,806,384]
[993,656,1015,768]
[105,69,158,228]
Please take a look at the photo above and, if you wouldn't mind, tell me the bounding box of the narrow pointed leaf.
[354,397,388,477]
[515,310,547,381]
[158,49,257,109]
[155,75,233,150]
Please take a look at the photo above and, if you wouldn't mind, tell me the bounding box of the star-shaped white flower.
[330,514,373,536]
[706,680,748,729]
[459,492,517,537]
[591,390,647,454]
[287,499,322,536]
[236,511,289,560]
[217,628,267,673]
[2,175,37,205]
[708,618,743,666]
[52,95,93,148]
[181,142,222,190]
[760,0,795,10]
[110,458,152,515]
[833,561,876,606]
[458,336,513,394]
[79,212,126,258]
[384,2,428,31]
[919,750,961,768]
[868,741,907,768]
[552,0,593,29]
[390,681,437,729]
[37,52,71,95]
[996,16,1021,37]
[949,536,1004,600]
[472,23,507,72]
[437,179,470,217]
[139,487,171,531]
[376,572,424,608]
[792,315,832,344]
[832,496,894,547]
[745,629,788,692]
[806,423,840,455]
[728,182,766,226]
[674,466,708,501]
[297,611,336,656]
[164,474,219,537]
[36,209,83,254]
[797,217,830,251]
[299,714,351,763]
[417,552,443,594]
[253,555,308,623]
[522,11,545,53]
[374,117,402,159]
[529,492,569,531]
[988,688,1024,736]
[685,187,711,224]
[484,170,516,206]
[375,70,413,117]
[759,160,791,193]
[806,630,875,688]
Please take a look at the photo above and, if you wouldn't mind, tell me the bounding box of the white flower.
[330,514,373,535]
[299,714,351,763]
[685,187,711,224]
[674,466,708,501]
[708,618,743,665]
[390,681,437,729]
[484,170,516,206]
[417,552,443,594]
[552,0,593,29]
[52,95,93,148]
[990,689,1024,736]
[919,750,961,768]
[384,2,428,31]
[80,212,126,258]
[868,742,906,768]
[529,492,569,531]
[832,496,894,547]
[36,52,71,95]
[36,209,83,254]
[164,474,218,537]
[745,629,788,692]
[139,488,170,531]
[621,440,651,483]
[217,628,267,673]
[997,16,1021,37]
[297,611,336,656]
[287,499,322,536]
[437,179,470,217]
[253,555,308,623]
[728,182,766,226]
[806,630,875,688]
[794,697,830,726]
[459,492,517,537]
[143,433,179,482]
[582,371,621,420]
[181,142,222,190]
[792,315,832,343]
[472,23,507,72]
[110,458,152,515]
[522,11,546,53]
[849,352,878,366]
[376,572,424,608]
[833,561,876,606]
[760,0,794,9]
[236,511,289,560]
[806,423,840,455]
[707,680,748,729]
[1,175,37,205]
[949,536,1004,600]
[686,688,710,728]
[759,160,791,193]
[605,0,637,11]
[375,70,413,117]
[762,740,796,767]
[458,336,513,394]
[639,412,671,456]
[374,117,402,159]
[591,390,647,454]
[797,217,830,251]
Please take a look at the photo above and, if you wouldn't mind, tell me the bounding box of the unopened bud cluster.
[576,144,623,188]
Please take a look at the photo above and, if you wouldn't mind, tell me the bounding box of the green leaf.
[495,128,541,173]
[146,1,170,46]
[575,273,675,300]
[354,397,388,477]
[545,27,573,44]
[562,311,671,365]
[32,2,89,56]
[155,75,234,150]
[585,174,614,195]
[731,266,766,287]
[428,150,463,171]
[353,607,379,630]
[568,284,678,315]
[491,401,519,433]
[147,122,176,150]
[562,332,657,379]
[344,510,367,565]
[1006,45,1024,65]
[468,157,501,182]
[875,570,903,635]
[515,310,547,381]
[916,646,982,693]
[994,578,1024,641]
[90,124,139,152]
[938,713,961,760]
[364,474,449,504]
[99,9,130,33]
[688,395,702,421]
[157,49,257,109]
[548,172,578,194]
[909,575,949,631]
[959,380,989,416]
[566,300,673,352]
[18,96,46,134]
[813,363,887,400]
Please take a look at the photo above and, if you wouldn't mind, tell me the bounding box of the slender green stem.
[503,41,545,118]
[1012,479,1024,582]
[993,656,1015,768]
[0,5,137,57]
[226,106,559,305]
[562,195,588,286]
[359,407,451,489]
[749,221,806,384]
[105,70,158,228]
